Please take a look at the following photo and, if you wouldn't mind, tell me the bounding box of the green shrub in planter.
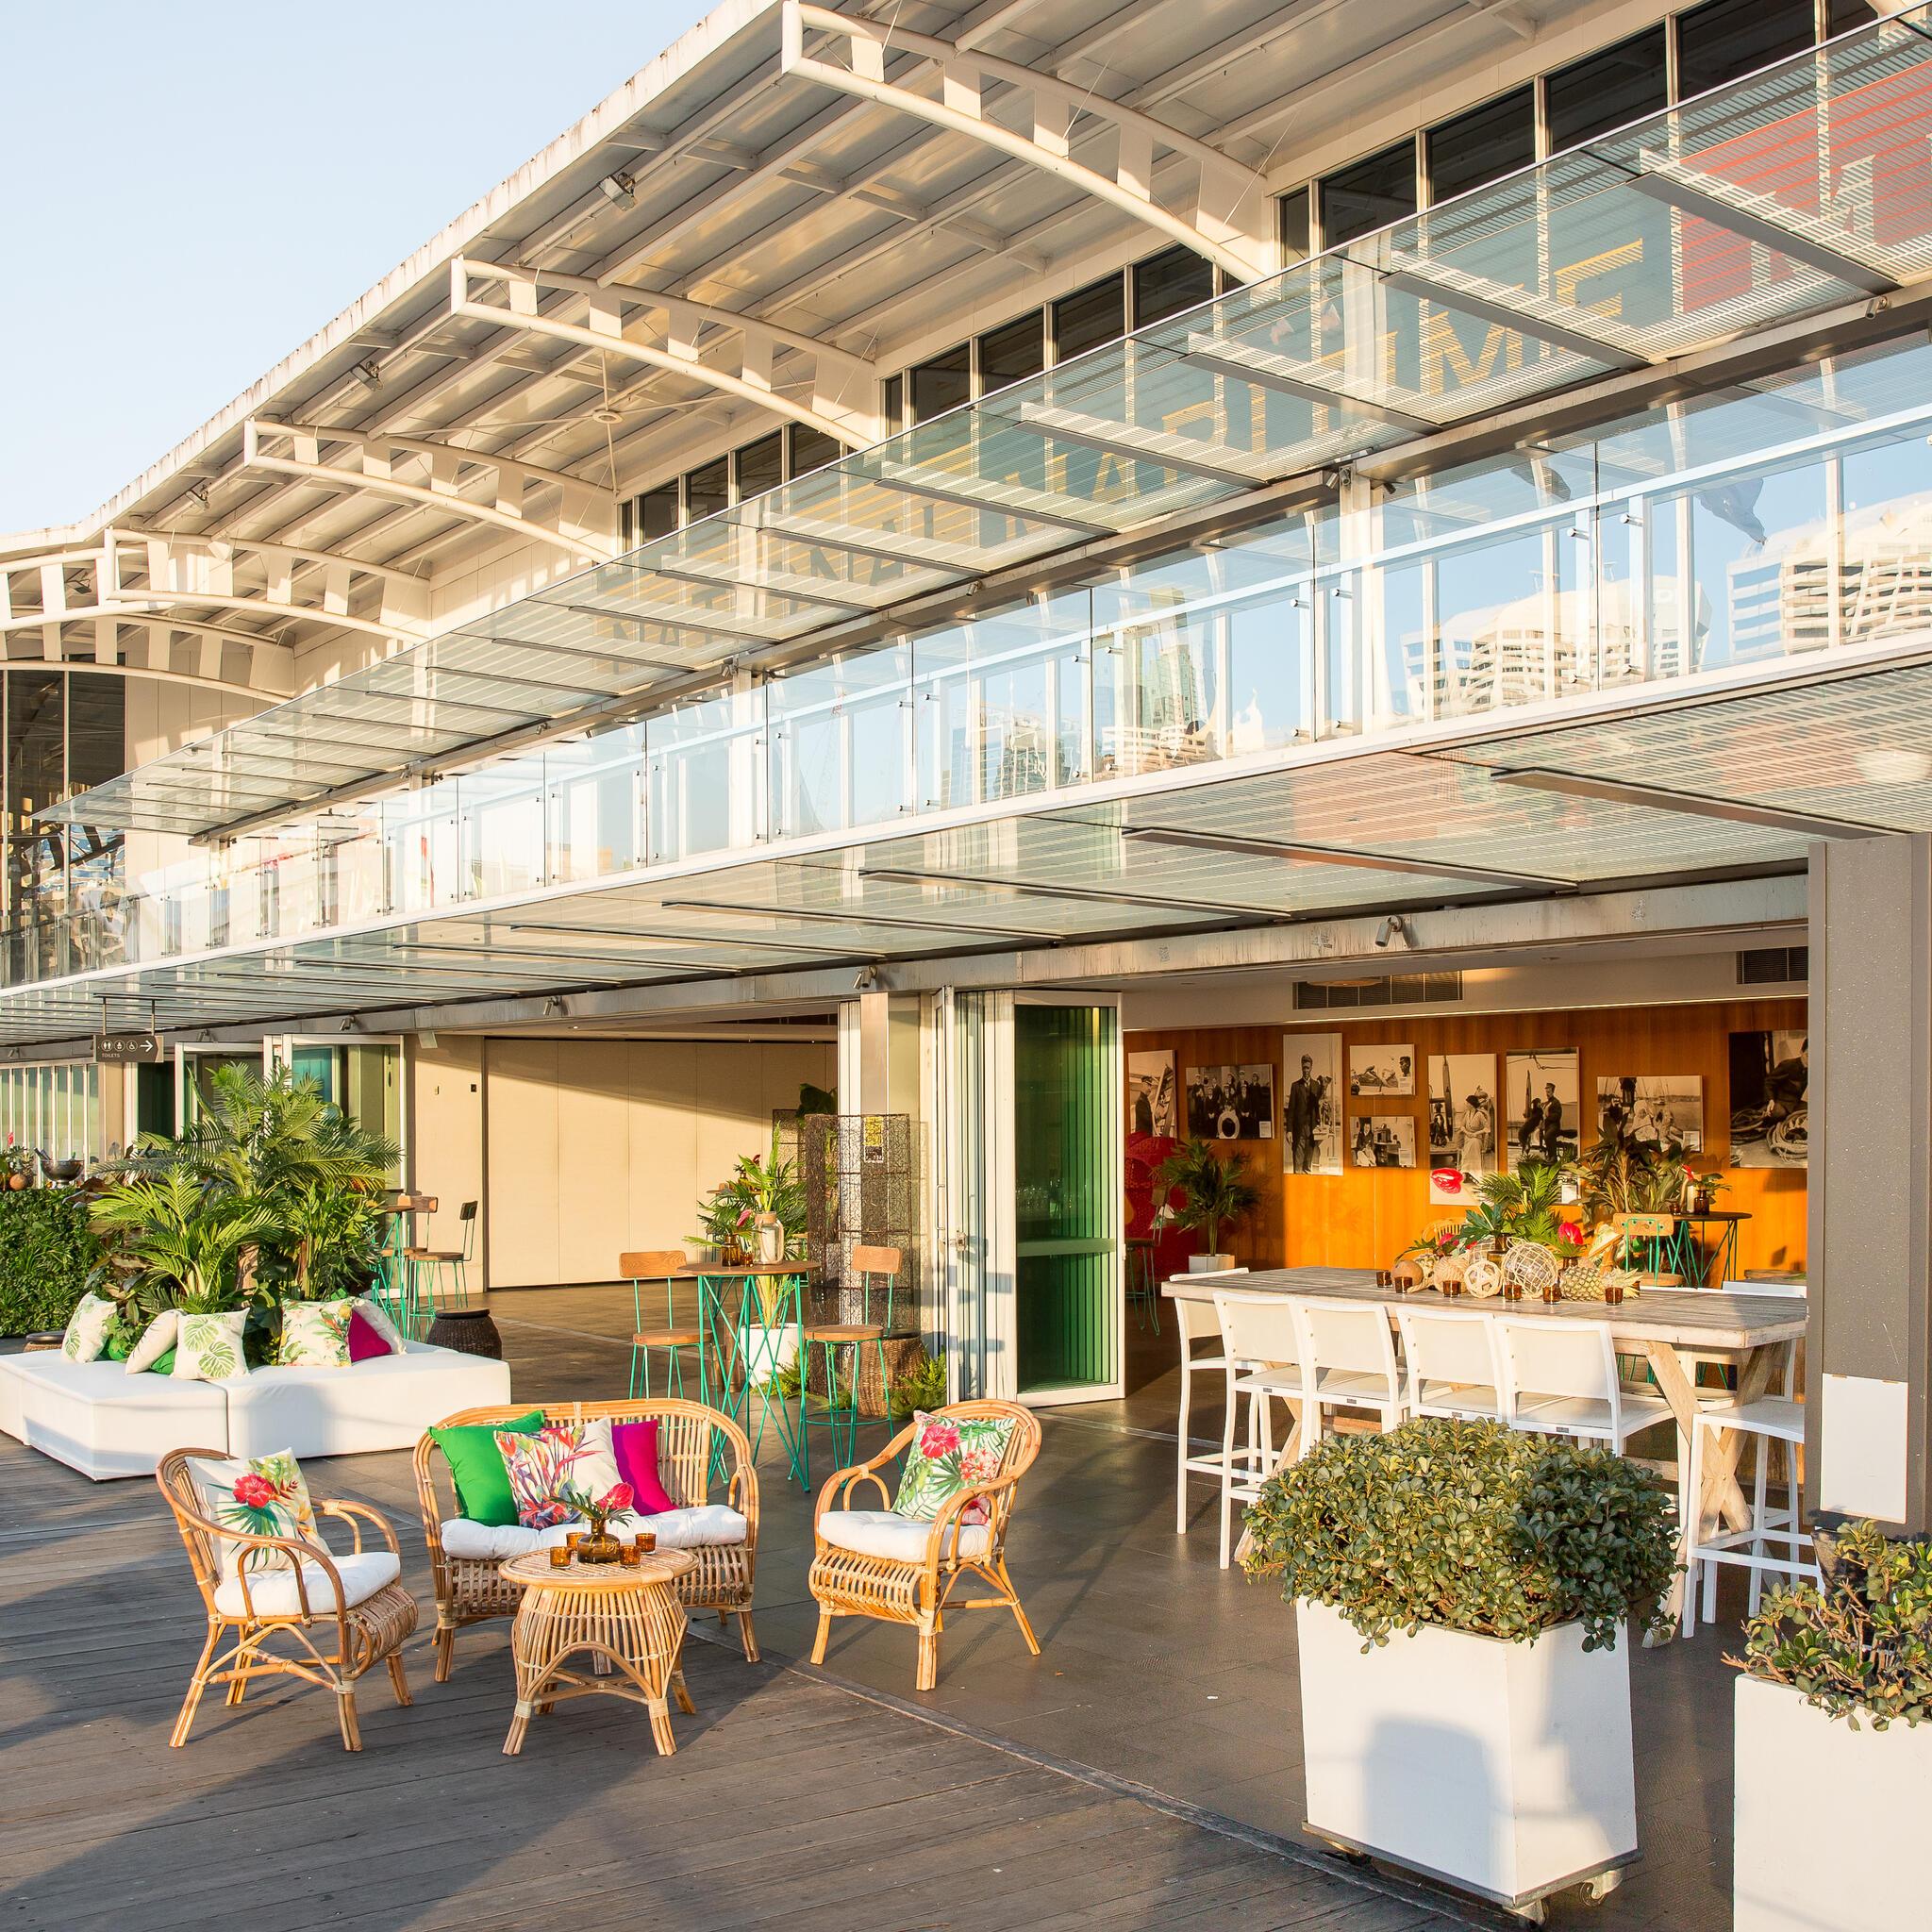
[1729,1518,1932,1728]
[0,1189,104,1335]
[1244,1416,1676,1652]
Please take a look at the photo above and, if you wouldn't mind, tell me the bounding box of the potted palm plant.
[1246,1417,1675,1916]
[1153,1139,1259,1273]
[1728,1520,1932,1931]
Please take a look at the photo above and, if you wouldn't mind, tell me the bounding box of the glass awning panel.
[47,6,1932,843]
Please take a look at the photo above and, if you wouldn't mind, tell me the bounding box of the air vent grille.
[1293,972,1463,1009]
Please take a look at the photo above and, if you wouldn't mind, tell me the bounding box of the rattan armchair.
[808,1399,1041,1691]
[156,1448,419,1752]
[414,1397,760,1680]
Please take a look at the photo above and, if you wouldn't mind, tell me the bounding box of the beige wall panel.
[412,1037,487,1279]
[556,1041,635,1286]
[629,1041,702,1258]
[485,1040,561,1288]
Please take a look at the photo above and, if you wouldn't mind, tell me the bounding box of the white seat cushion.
[1234,1364,1305,1396]
[1310,1370,1401,1407]
[1415,1381,1503,1419]
[224,1341,510,1460]
[439,1503,748,1564]
[1517,1392,1674,1437]
[818,1508,991,1563]
[212,1549,400,1618]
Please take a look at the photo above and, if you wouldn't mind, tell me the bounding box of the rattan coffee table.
[497,1548,697,1757]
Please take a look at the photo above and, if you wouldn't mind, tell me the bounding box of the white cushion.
[439,1502,748,1563]
[212,1549,400,1618]
[60,1292,118,1364]
[0,1353,229,1479]
[174,1309,249,1383]
[818,1508,991,1563]
[125,1309,179,1374]
[224,1340,510,1460]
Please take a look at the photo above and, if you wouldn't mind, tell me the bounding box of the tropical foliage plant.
[1454,1162,1579,1253]
[90,1172,285,1318]
[889,1352,949,1421]
[1729,1519,1932,1728]
[1243,1416,1677,1653]
[1152,1139,1260,1257]
[691,1124,808,1257]
[0,1187,103,1335]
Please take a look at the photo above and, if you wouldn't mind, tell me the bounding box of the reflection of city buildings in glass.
[1730,500,1932,663]
[1106,632,1217,774]
[1401,576,1701,717]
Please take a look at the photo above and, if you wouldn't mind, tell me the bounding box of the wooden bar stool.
[625,1251,703,1400]
[407,1201,475,1324]
[801,1243,901,1469]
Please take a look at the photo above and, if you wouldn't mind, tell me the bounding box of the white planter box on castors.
[1296,1601,1636,1919]
[1734,1673,1932,1931]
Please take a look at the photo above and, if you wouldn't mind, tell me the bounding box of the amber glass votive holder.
[564,1530,583,1551]
[548,1545,572,1570]
[635,1529,657,1555]
[618,1541,641,1568]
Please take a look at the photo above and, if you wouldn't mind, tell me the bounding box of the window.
[1132,245,1214,328]
[1320,140,1418,248]
[883,373,904,436]
[1426,87,1534,204]
[789,424,842,476]
[1546,26,1667,153]
[1675,0,1815,99]
[1279,187,1311,263]
[1053,275,1125,362]
[734,431,783,501]
[685,456,728,524]
[977,312,1043,396]
[1827,0,1880,33]
[909,341,971,424]
[631,483,677,545]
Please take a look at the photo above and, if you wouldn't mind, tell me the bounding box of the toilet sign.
[94,1031,161,1064]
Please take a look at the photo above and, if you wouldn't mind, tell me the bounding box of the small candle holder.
[618,1541,641,1568]
[635,1529,657,1555]
[548,1544,572,1570]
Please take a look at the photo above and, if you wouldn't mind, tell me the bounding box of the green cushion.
[147,1348,176,1375]
[430,1410,545,1524]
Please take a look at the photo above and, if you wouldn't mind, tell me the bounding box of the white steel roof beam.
[448,259,879,445]
[779,2,1275,284]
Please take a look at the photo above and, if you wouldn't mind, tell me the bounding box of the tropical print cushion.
[187,1448,318,1580]
[277,1298,353,1368]
[125,1308,179,1375]
[173,1309,250,1382]
[59,1291,118,1364]
[891,1410,1015,1524]
[496,1418,626,1530]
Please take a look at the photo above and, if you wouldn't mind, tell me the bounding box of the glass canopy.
[44,6,1932,843]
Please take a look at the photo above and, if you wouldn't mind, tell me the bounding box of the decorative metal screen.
[774,1109,920,1334]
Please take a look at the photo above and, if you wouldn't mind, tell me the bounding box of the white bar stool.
[1290,1295,1408,1456]
[1395,1305,1505,1422]
[1172,1269,1250,1537]
[1211,1291,1305,1571]
[1683,1395,1817,1637]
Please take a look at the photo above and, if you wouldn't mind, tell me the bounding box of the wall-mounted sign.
[94,1031,161,1064]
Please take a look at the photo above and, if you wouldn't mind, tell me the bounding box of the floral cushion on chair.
[59,1291,118,1363]
[173,1309,251,1382]
[495,1418,627,1530]
[891,1411,1015,1525]
[187,1448,319,1581]
[277,1298,353,1368]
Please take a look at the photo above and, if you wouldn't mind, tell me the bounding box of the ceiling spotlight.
[1374,915,1407,950]
[544,995,567,1016]
[852,966,879,992]
[591,404,625,425]
[340,1016,359,1033]
[599,172,637,208]
[185,483,210,508]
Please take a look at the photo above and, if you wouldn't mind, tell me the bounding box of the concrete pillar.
[1807,835,1932,1533]
[850,991,921,1116]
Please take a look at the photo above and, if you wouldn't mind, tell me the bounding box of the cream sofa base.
[0,1341,510,1480]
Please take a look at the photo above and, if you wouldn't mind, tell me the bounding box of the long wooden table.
[1163,1266,1807,1632]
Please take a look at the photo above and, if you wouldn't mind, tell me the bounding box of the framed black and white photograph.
[1505,1049,1579,1169]
[1597,1074,1705,1156]
[1348,1043,1416,1097]
[1281,1034,1343,1174]
[1427,1053,1497,1206]
[1727,1030,1807,1167]
[1351,1113,1417,1169]
[1127,1049,1177,1139]
[1187,1062,1275,1141]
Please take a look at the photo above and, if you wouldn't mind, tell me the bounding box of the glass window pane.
[1280,187,1311,262]
[1321,141,1417,248]
[788,424,842,477]
[1827,1,1880,33]
[1676,0,1815,99]
[882,374,903,435]
[1426,87,1533,204]
[685,457,728,525]
[1132,246,1214,328]
[910,343,971,424]
[1052,276,1124,363]
[977,312,1044,397]
[1546,26,1667,153]
[633,484,678,545]
[735,431,783,501]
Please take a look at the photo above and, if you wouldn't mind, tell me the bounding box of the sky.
[0,0,719,533]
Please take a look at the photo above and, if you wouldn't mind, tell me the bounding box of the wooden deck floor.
[0,1414,1476,1932]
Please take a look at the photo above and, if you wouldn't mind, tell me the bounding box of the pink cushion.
[346,1307,392,1362]
[610,1420,678,1516]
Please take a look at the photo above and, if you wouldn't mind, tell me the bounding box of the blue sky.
[0,1,717,532]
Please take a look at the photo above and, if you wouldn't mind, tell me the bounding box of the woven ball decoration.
[1501,1241,1561,1298]
[1432,1251,1468,1292]
[1461,1254,1503,1299]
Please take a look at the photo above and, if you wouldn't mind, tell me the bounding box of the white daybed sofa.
[0,1340,510,1480]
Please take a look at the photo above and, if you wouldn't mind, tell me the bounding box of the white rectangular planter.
[1296,1601,1636,1910]
[1734,1673,1932,1931]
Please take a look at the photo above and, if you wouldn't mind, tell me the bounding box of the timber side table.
[497,1548,697,1757]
